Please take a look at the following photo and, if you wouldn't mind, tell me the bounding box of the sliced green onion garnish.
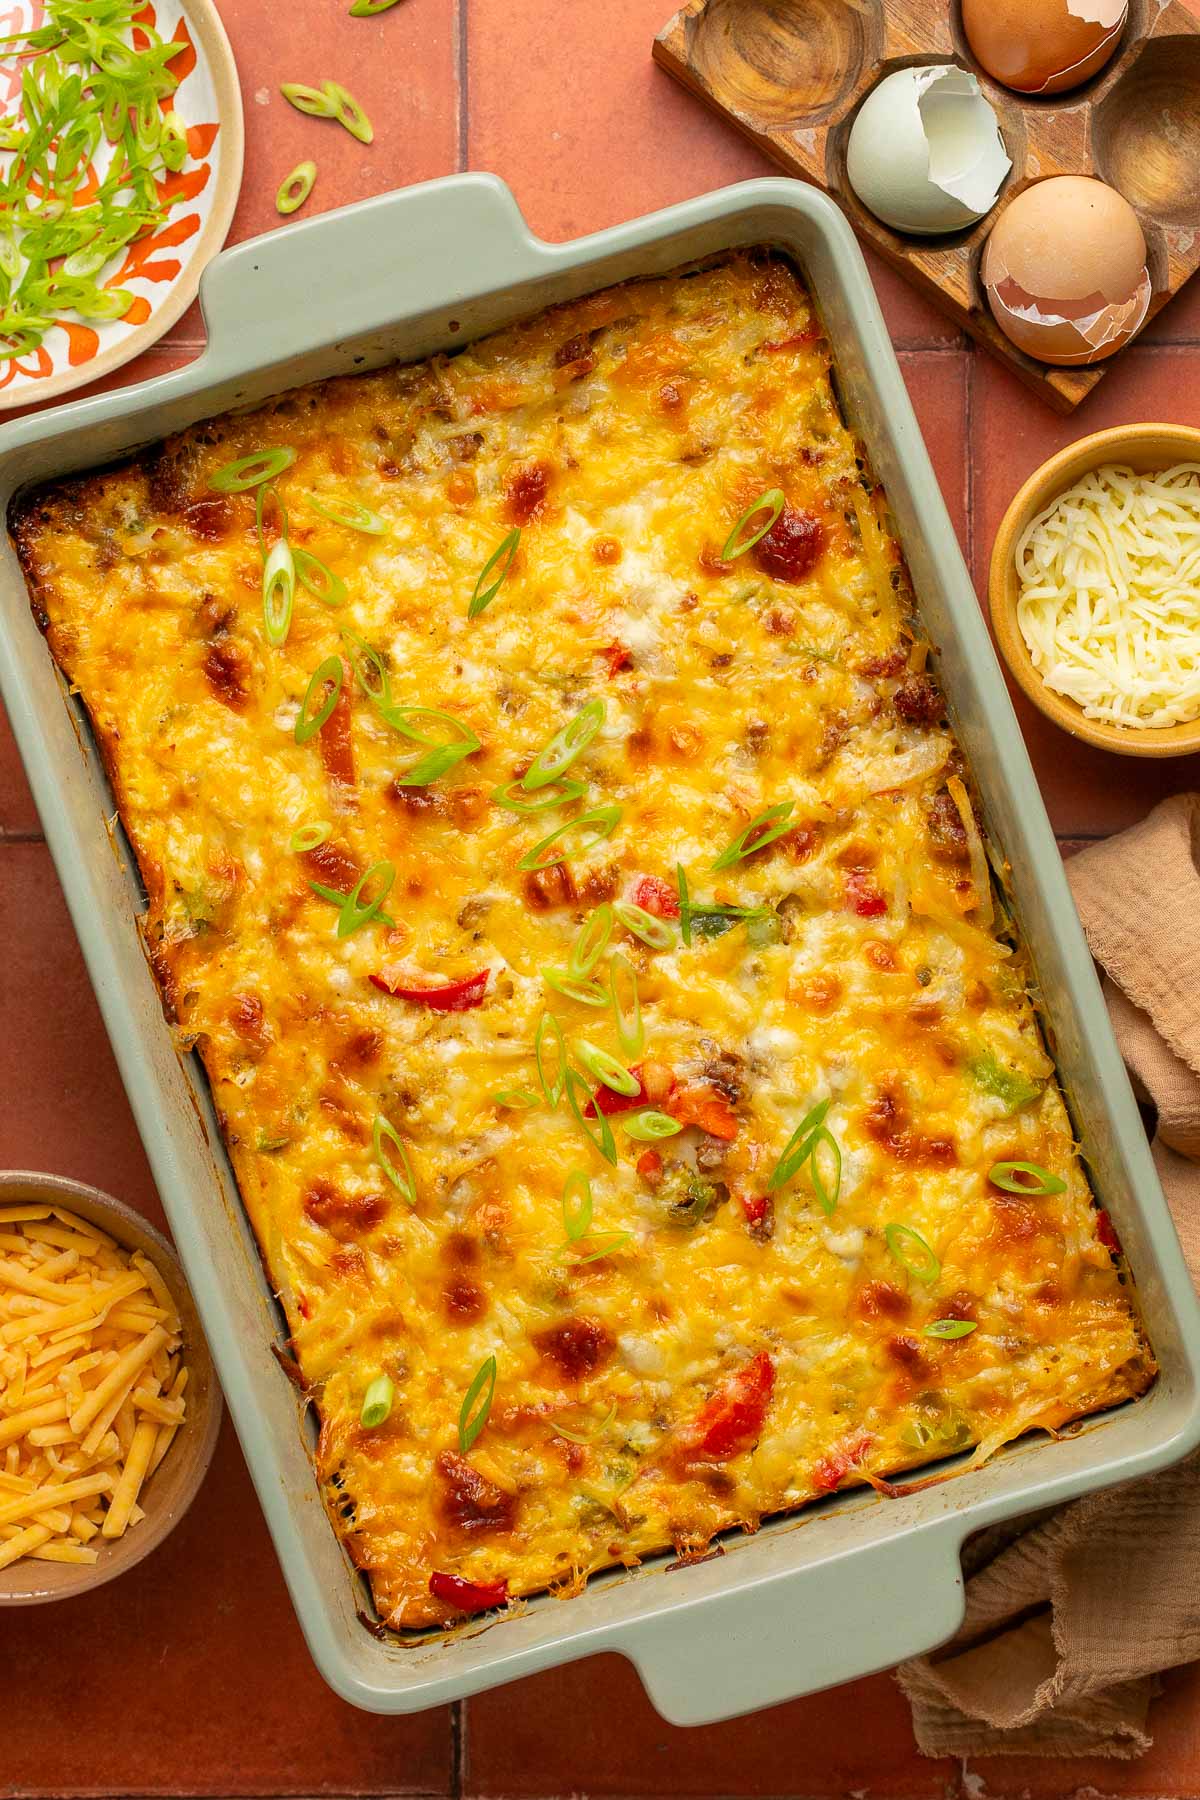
[350,0,404,11]
[161,110,188,173]
[322,79,374,144]
[294,655,343,745]
[518,805,621,872]
[809,1126,842,1216]
[212,447,296,494]
[720,488,785,562]
[677,863,691,948]
[767,1100,831,1193]
[569,906,613,979]
[542,968,609,1008]
[398,742,475,787]
[288,820,331,854]
[924,1319,978,1340]
[535,1012,566,1108]
[561,1168,594,1242]
[280,80,337,117]
[308,491,386,534]
[294,547,347,608]
[565,1231,632,1265]
[458,1354,497,1452]
[372,1113,417,1205]
[609,952,643,1058]
[885,1224,941,1286]
[623,1111,681,1141]
[276,160,317,216]
[468,527,520,619]
[491,776,587,815]
[262,539,296,647]
[613,900,674,951]
[523,699,604,790]
[711,801,794,871]
[575,1039,638,1097]
[340,625,391,706]
[360,1374,394,1429]
[551,1400,616,1444]
[565,1068,617,1166]
[335,861,395,937]
[988,1161,1067,1196]
[492,1088,539,1110]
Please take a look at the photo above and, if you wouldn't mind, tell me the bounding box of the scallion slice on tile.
[276,160,317,215]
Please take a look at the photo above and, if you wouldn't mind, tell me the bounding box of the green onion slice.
[398,742,475,787]
[565,1068,617,1166]
[767,1099,831,1193]
[492,1088,539,1110]
[988,1161,1067,1197]
[575,1039,638,1097]
[535,1012,566,1108]
[809,1126,842,1216]
[308,491,386,534]
[340,625,391,706]
[161,110,188,173]
[561,1168,594,1242]
[211,447,296,493]
[551,1400,616,1445]
[885,1223,941,1285]
[294,547,347,608]
[280,80,337,118]
[372,1113,417,1205]
[323,79,374,144]
[276,160,316,216]
[542,968,609,1008]
[569,905,613,979]
[677,863,692,948]
[458,1354,496,1452]
[924,1319,978,1340]
[522,699,604,790]
[288,820,331,854]
[565,1231,632,1265]
[491,776,586,815]
[609,952,643,1059]
[336,861,395,937]
[350,0,403,11]
[262,539,296,647]
[518,805,621,872]
[720,488,785,562]
[468,527,520,619]
[613,900,674,951]
[360,1373,394,1429]
[711,801,794,871]
[294,655,343,745]
[623,1111,681,1141]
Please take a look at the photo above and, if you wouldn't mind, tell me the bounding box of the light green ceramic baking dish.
[1,174,1198,1724]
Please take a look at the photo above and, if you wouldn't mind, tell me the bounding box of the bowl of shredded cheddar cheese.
[0,1171,220,1603]
[990,424,1200,757]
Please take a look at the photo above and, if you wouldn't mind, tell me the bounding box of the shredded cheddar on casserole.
[12,253,1153,1629]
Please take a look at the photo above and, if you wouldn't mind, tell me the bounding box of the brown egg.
[962,0,1127,95]
[982,177,1151,366]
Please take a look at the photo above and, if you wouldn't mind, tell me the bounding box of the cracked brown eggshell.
[982,176,1152,366]
[962,0,1127,96]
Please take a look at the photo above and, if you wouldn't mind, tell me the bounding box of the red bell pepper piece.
[681,1351,775,1462]
[370,969,490,1011]
[812,1429,874,1494]
[636,1149,664,1184]
[428,1570,510,1613]
[630,875,680,920]
[740,1193,769,1226]
[844,870,887,918]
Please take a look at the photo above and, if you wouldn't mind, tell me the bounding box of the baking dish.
[1,173,1199,1724]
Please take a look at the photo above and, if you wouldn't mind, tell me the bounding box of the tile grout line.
[451,1694,467,1799]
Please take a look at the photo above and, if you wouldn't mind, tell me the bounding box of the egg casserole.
[11,252,1153,1628]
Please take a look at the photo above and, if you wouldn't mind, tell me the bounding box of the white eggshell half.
[846,65,1012,236]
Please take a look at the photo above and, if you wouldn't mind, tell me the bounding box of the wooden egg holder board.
[653,0,1200,411]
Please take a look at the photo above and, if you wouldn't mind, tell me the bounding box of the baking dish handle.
[196,174,543,373]
[620,1515,966,1727]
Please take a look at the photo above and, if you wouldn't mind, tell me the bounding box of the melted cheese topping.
[1016,462,1200,728]
[13,254,1153,1629]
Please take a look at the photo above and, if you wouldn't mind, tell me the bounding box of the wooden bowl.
[988,423,1200,758]
[0,1171,221,1604]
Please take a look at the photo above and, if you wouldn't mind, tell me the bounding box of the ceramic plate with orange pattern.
[0,0,242,411]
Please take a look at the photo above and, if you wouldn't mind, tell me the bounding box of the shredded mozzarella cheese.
[1015,462,1200,728]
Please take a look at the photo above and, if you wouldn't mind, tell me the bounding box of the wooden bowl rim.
[987,423,1200,759]
[0,1170,222,1605]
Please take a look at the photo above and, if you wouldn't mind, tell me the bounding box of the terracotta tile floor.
[4,0,1200,1794]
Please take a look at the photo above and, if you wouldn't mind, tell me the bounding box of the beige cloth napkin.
[898,793,1200,1759]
